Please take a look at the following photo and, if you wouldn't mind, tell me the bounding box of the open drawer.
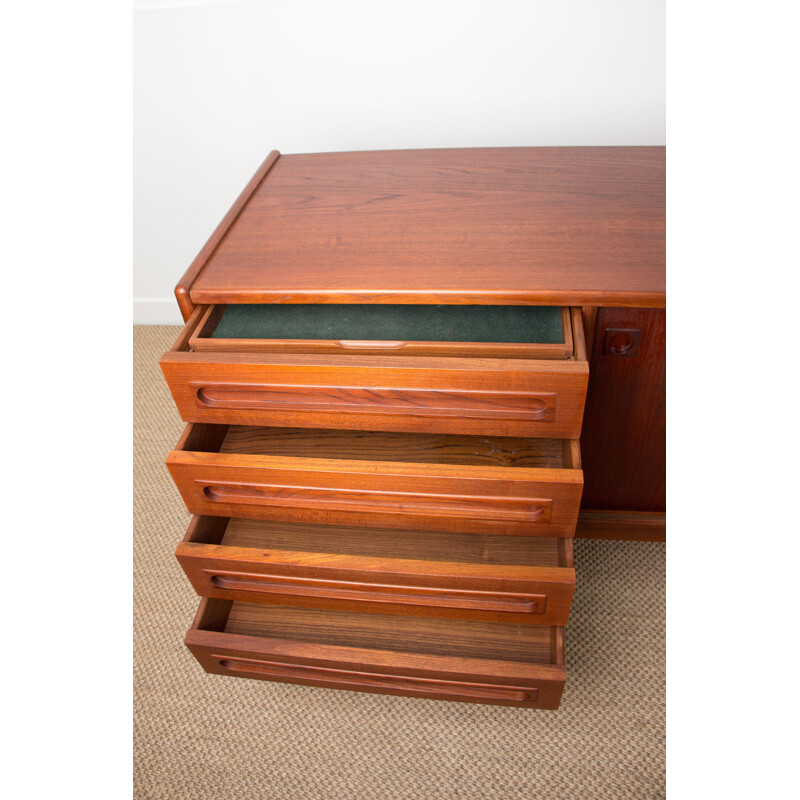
[160,305,589,438]
[176,516,575,625]
[167,424,583,536]
[189,304,575,358]
[185,599,566,708]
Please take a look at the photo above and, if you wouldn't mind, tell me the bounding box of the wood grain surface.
[167,423,583,536]
[185,147,664,308]
[175,152,281,321]
[223,603,553,661]
[160,348,589,438]
[576,511,666,542]
[579,308,665,511]
[218,518,565,566]
[186,599,566,707]
[217,425,566,468]
[176,516,575,625]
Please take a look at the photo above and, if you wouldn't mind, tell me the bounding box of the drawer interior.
[212,304,565,343]
[186,516,572,568]
[188,304,575,359]
[195,600,562,665]
[187,423,579,469]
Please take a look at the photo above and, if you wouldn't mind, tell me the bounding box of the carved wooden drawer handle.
[213,655,537,702]
[190,382,557,422]
[205,569,546,613]
[525,398,549,419]
[336,340,407,349]
[200,481,551,523]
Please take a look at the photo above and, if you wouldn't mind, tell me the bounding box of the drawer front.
[161,350,588,439]
[167,450,583,537]
[185,632,565,709]
[176,521,575,625]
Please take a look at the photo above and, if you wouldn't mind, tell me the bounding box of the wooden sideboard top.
[178,147,665,316]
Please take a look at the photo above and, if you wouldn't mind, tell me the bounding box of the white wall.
[134,0,665,323]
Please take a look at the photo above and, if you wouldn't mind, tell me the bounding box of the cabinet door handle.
[602,328,642,357]
[204,569,546,613]
[213,655,537,702]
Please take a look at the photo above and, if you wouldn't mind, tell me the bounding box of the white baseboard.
[133,298,184,325]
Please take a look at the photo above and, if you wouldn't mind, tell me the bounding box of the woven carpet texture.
[134,326,665,800]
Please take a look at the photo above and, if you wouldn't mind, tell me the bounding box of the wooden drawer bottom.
[186,599,566,708]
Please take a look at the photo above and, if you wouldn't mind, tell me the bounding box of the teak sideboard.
[160,146,665,709]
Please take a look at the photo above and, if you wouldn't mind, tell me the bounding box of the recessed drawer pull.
[191,382,556,422]
[212,655,537,702]
[204,569,547,613]
[336,340,407,349]
[200,481,551,523]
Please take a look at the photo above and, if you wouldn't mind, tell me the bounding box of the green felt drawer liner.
[211,305,564,344]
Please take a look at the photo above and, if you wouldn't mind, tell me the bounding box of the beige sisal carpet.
[134,326,665,800]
